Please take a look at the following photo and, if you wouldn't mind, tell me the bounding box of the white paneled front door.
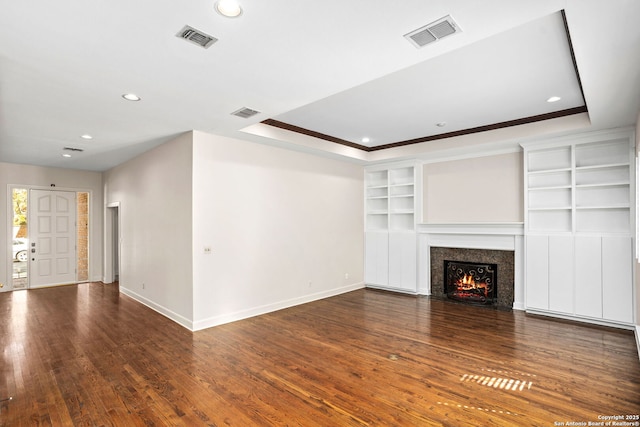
[29,190,77,288]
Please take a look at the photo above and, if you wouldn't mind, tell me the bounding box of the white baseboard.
[525,308,635,330]
[192,282,365,331]
[119,287,194,330]
[30,281,77,289]
[365,283,418,295]
[512,302,525,311]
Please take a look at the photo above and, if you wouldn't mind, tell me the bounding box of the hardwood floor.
[1,283,639,426]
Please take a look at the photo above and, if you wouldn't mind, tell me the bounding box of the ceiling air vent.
[404,15,461,48]
[231,107,260,119]
[63,147,84,152]
[176,25,218,49]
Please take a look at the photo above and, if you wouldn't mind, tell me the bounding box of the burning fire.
[455,274,489,297]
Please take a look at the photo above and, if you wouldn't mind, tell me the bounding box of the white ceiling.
[0,0,639,171]
[273,11,584,148]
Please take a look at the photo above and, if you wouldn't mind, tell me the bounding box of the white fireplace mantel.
[417,222,525,310]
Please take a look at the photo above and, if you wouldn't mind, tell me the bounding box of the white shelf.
[576,205,630,210]
[522,129,635,327]
[528,185,572,191]
[389,167,414,186]
[367,188,388,201]
[576,208,629,233]
[576,164,629,189]
[528,167,572,174]
[366,170,388,185]
[390,213,415,231]
[528,207,572,211]
[367,196,387,205]
[527,146,571,172]
[575,162,629,170]
[575,139,629,167]
[528,187,571,210]
[524,136,632,234]
[390,196,413,211]
[390,185,414,197]
[366,214,388,231]
[576,182,629,188]
[528,210,572,232]
[366,165,416,232]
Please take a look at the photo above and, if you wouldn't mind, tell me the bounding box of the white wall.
[0,162,103,290]
[368,113,591,163]
[636,113,640,332]
[191,131,364,330]
[422,152,523,223]
[103,133,194,328]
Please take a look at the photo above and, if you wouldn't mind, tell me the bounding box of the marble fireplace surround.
[417,223,525,310]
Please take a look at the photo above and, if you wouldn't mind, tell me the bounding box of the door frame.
[104,202,121,284]
[5,184,93,291]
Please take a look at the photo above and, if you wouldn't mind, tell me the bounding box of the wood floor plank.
[0,283,639,426]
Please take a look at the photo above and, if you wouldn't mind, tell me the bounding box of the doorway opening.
[8,188,90,291]
[105,203,120,284]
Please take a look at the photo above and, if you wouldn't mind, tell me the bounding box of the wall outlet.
[308,281,312,287]
[142,283,145,289]
[344,273,349,280]
[204,246,212,254]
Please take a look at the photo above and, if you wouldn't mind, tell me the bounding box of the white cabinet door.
[602,237,633,323]
[548,236,574,314]
[575,236,602,318]
[388,232,416,292]
[525,235,549,310]
[364,232,388,286]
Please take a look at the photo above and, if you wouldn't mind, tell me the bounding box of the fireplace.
[444,260,497,305]
[419,223,523,310]
[430,246,514,309]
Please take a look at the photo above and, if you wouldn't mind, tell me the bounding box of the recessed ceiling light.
[62,153,72,158]
[80,134,93,140]
[436,122,447,127]
[547,96,561,103]
[215,0,242,17]
[361,137,370,143]
[122,93,141,101]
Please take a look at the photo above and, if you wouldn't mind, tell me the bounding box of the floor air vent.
[176,25,218,49]
[404,15,461,48]
[231,107,260,119]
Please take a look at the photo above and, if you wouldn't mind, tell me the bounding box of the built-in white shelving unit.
[522,128,635,328]
[365,169,389,231]
[365,163,419,293]
[366,166,416,232]
[574,140,631,234]
[526,146,573,233]
[389,166,415,232]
